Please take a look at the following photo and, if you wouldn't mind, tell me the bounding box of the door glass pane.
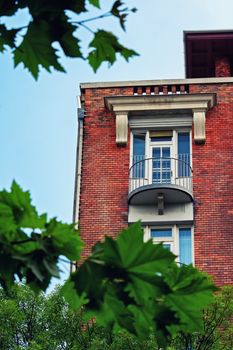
[162,172,171,183]
[153,172,160,182]
[178,133,190,177]
[153,148,160,158]
[153,148,160,170]
[133,135,145,177]
[162,147,170,158]
[152,147,160,183]
[152,146,171,184]
[179,228,192,265]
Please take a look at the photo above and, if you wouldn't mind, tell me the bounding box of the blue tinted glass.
[133,135,145,156]
[178,133,190,177]
[153,159,160,168]
[133,135,145,178]
[178,133,190,154]
[179,228,192,265]
[162,147,170,158]
[151,229,172,238]
[162,159,170,169]
[152,148,160,158]
[152,172,160,182]
[162,172,171,182]
[151,136,172,142]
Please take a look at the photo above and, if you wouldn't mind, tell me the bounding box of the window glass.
[151,228,172,238]
[178,133,190,176]
[133,134,145,157]
[179,228,192,265]
[133,135,145,178]
[151,136,172,142]
[178,133,190,154]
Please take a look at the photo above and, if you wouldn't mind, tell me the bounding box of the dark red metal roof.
[184,30,233,78]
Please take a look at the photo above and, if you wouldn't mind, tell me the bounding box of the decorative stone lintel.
[116,113,128,145]
[105,94,216,145]
[193,110,206,144]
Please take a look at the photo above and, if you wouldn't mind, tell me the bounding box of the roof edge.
[80,77,233,89]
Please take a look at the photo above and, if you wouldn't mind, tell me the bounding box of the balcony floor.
[128,183,193,205]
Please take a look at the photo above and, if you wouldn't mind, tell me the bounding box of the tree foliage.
[0,284,160,349]
[62,223,216,349]
[0,181,217,349]
[0,0,138,78]
[1,284,232,350]
[170,285,233,350]
[0,181,83,292]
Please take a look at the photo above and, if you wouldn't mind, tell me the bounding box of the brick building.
[73,31,233,285]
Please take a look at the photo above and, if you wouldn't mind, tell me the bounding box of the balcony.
[129,156,193,205]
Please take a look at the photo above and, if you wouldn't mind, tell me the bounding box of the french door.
[151,145,172,184]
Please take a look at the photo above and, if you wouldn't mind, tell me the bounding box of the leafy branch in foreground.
[0,181,83,292]
[0,0,138,78]
[62,223,216,349]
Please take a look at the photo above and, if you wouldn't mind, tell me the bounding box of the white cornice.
[105,94,216,112]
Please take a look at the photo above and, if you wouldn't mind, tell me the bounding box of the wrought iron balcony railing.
[129,156,192,194]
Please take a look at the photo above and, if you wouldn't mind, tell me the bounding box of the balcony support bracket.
[158,193,164,215]
[193,110,206,144]
[116,113,128,146]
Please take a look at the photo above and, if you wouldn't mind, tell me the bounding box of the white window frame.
[130,129,192,190]
[144,225,194,265]
[130,129,192,166]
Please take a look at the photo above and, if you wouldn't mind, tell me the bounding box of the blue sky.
[1,0,233,278]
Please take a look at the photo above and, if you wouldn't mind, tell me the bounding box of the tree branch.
[11,238,35,245]
[71,11,111,25]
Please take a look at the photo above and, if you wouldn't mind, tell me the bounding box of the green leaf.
[88,30,138,72]
[61,279,88,310]
[111,1,127,30]
[68,223,216,348]
[128,301,157,340]
[23,0,87,17]
[43,259,60,278]
[88,0,100,8]
[111,1,137,31]
[0,181,83,293]
[45,219,83,261]
[71,259,106,305]
[165,265,216,332]
[0,203,17,232]
[0,24,18,52]
[14,20,65,79]
[0,0,18,16]
[50,14,83,58]
[66,223,173,336]
[0,181,46,229]
[104,289,135,332]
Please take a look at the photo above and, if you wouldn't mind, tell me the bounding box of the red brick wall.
[79,87,132,259]
[190,83,233,285]
[79,83,233,285]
